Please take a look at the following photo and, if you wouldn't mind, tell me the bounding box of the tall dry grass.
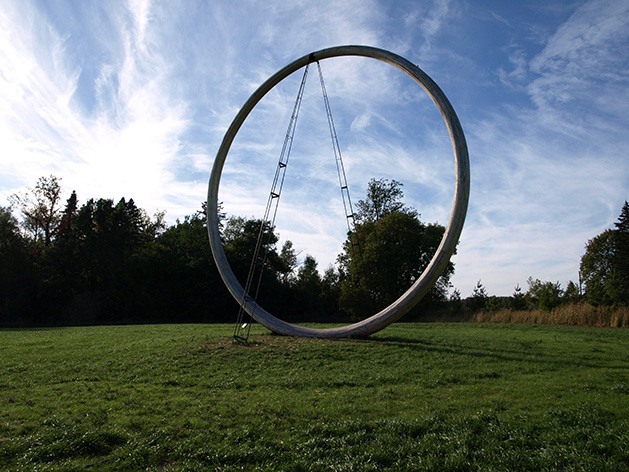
[473,302,629,328]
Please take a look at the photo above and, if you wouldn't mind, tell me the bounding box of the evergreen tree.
[511,283,528,310]
[468,279,488,311]
[279,240,298,285]
[295,255,322,316]
[580,202,629,305]
[320,265,344,321]
[57,191,78,239]
[613,201,629,294]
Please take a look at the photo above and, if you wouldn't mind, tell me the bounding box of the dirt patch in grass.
[193,334,382,353]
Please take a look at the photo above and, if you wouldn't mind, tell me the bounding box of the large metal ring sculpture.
[207,45,469,338]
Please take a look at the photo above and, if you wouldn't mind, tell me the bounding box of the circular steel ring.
[207,45,470,338]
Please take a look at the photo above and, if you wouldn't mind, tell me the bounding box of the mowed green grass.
[1,323,628,471]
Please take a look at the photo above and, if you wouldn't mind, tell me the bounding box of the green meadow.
[1,323,628,471]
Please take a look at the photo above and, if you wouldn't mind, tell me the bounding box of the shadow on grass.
[368,333,628,371]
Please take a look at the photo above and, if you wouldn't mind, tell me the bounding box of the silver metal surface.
[207,45,470,338]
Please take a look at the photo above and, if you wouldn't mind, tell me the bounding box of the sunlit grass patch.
[1,323,628,470]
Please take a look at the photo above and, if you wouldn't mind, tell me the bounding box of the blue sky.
[1,0,628,297]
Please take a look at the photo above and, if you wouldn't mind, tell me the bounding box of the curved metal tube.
[207,45,470,338]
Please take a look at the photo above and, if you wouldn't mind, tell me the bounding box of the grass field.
[1,322,628,471]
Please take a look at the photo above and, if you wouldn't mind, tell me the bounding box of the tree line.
[1,176,626,327]
[1,176,452,327]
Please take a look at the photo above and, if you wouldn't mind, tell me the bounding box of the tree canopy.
[6,175,626,329]
[580,201,629,306]
[355,178,411,223]
[1,175,458,327]
[9,175,62,246]
[339,178,453,320]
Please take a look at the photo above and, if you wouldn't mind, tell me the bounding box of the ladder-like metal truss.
[316,61,361,260]
[234,60,361,342]
[233,63,311,342]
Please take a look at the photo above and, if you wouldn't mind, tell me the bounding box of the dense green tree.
[57,191,78,240]
[580,203,629,306]
[355,178,408,223]
[45,197,149,322]
[613,201,629,293]
[71,198,145,278]
[295,255,322,316]
[278,240,299,285]
[280,256,346,323]
[0,206,25,257]
[152,209,233,322]
[485,295,510,313]
[563,280,581,303]
[42,191,82,320]
[320,265,344,320]
[511,283,528,310]
[0,206,37,325]
[222,216,287,282]
[339,179,453,320]
[221,216,292,315]
[580,229,615,305]
[2,178,238,326]
[447,287,464,315]
[526,277,563,311]
[467,279,488,312]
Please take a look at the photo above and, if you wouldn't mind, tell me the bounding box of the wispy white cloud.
[215,44,458,270]
[2,0,627,301]
[0,2,82,181]
[497,46,528,87]
[0,0,191,217]
[527,0,629,130]
[420,0,452,41]
[456,108,625,292]
[128,0,152,50]
[450,0,629,295]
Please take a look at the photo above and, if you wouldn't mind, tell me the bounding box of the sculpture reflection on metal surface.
[207,45,470,338]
